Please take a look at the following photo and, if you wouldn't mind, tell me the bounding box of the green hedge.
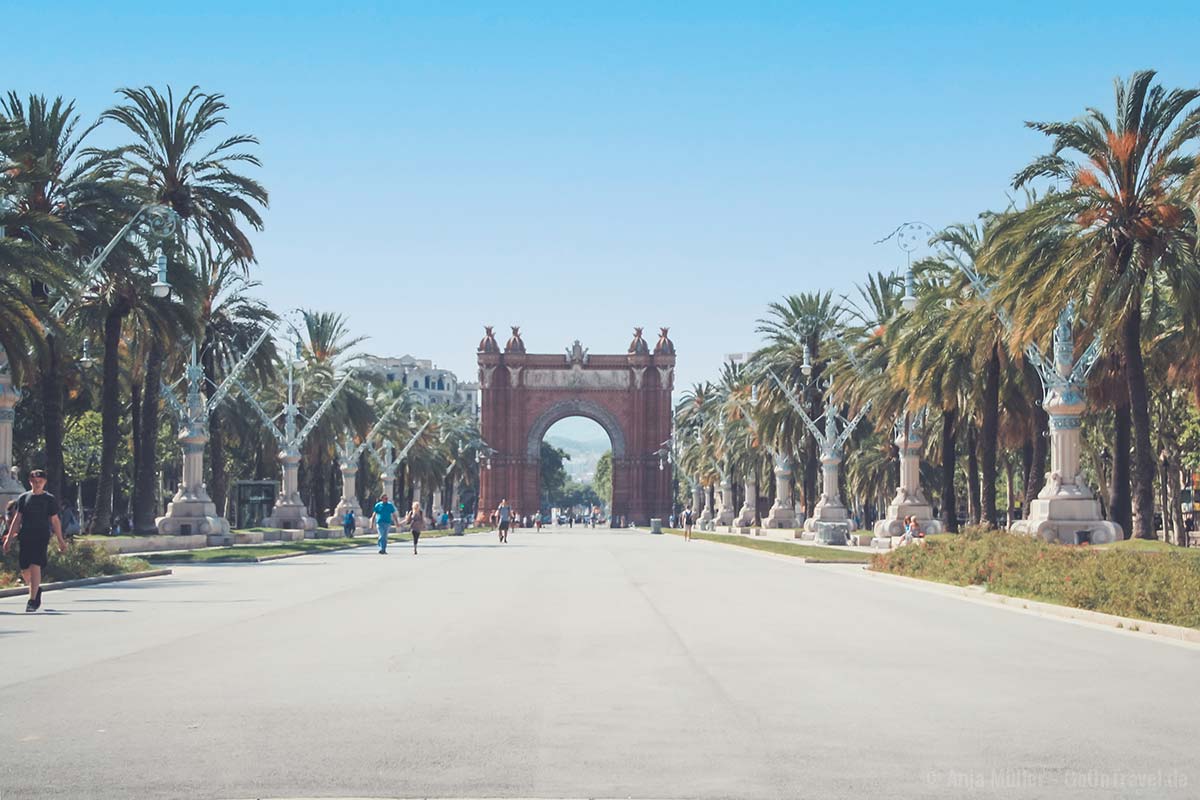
[2,540,150,588]
[871,527,1200,629]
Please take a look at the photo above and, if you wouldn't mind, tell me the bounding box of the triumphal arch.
[475,326,676,526]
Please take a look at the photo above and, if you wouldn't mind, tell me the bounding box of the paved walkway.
[1,527,1196,799]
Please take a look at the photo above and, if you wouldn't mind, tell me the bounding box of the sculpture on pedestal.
[872,409,944,545]
[767,369,871,544]
[158,326,276,543]
[235,349,354,537]
[1011,303,1120,543]
[0,350,25,509]
[326,394,406,530]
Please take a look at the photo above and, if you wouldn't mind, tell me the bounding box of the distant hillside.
[545,435,610,483]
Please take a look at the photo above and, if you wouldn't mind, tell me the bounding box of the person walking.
[404,501,425,555]
[372,494,397,554]
[2,469,68,612]
[497,499,511,543]
[683,506,695,541]
[341,508,356,538]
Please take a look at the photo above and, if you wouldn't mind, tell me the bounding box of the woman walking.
[683,506,695,542]
[405,501,426,555]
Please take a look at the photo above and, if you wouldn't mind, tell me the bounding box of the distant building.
[359,355,479,414]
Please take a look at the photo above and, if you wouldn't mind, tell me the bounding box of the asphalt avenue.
[2,527,1197,799]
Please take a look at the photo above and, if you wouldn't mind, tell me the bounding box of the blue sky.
[8,1,1200,447]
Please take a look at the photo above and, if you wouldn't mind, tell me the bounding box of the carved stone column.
[1011,374,1121,543]
[803,452,851,545]
[156,418,231,544]
[699,482,714,528]
[715,470,735,526]
[872,416,941,547]
[763,452,799,530]
[263,447,316,537]
[327,461,365,532]
[0,352,24,509]
[734,473,757,529]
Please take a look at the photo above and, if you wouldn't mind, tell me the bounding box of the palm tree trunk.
[40,338,66,500]
[91,304,128,534]
[966,423,980,524]
[130,379,142,517]
[940,406,958,532]
[1110,402,1132,538]
[1122,306,1156,539]
[1022,364,1051,506]
[980,344,1001,527]
[133,339,165,532]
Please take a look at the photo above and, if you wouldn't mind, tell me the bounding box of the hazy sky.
[8,2,1200,446]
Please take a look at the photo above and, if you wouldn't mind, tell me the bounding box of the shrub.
[2,540,149,588]
[871,529,1200,629]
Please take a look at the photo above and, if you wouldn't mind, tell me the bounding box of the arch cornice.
[526,398,627,459]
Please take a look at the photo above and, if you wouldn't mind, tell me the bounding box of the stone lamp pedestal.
[873,419,942,547]
[262,449,315,538]
[1011,381,1121,544]
[327,463,366,532]
[763,453,799,531]
[156,423,231,544]
[804,454,852,545]
[715,472,735,526]
[734,475,757,529]
[0,356,24,509]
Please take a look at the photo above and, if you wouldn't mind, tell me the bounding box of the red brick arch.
[475,329,675,525]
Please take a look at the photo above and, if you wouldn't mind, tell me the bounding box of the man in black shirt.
[3,469,67,612]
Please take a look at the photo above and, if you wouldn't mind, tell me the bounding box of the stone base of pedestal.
[805,504,851,532]
[715,510,735,526]
[872,498,943,547]
[156,497,231,539]
[733,509,756,528]
[263,501,317,533]
[812,521,851,545]
[233,531,265,545]
[1009,492,1122,545]
[797,530,816,541]
[763,506,798,529]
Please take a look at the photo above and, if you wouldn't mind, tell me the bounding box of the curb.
[861,568,1200,646]
[0,569,173,599]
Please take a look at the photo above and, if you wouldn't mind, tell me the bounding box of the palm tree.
[0,94,129,499]
[755,292,841,515]
[997,70,1200,538]
[90,84,268,531]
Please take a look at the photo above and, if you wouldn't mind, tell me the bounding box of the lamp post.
[914,224,1121,543]
[326,393,406,532]
[766,369,871,545]
[234,331,355,538]
[157,325,277,542]
[368,417,433,527]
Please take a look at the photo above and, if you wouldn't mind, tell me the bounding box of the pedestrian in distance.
[2,469,68,612]
[534,512,542,533]
[497,498,511,543]
[404,501,425,555]
[372,494,397,554]
[683,506,695,541]
[342,508,356,538]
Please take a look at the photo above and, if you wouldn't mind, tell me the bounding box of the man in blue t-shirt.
[372,494,397,554]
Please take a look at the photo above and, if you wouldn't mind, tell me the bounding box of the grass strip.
[871,527,1200,629]
[661,528,872,562]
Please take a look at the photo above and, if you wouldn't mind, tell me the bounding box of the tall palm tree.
[90,85,268,531]
[755,292,841,514]
[996,70,1200,538]
[0,94,129,499]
